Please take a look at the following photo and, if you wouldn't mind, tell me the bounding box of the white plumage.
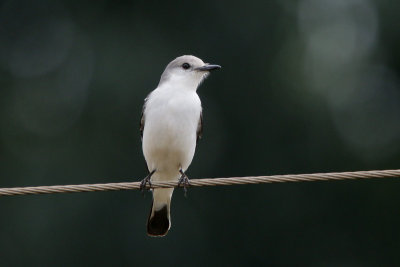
[140,55,220,236]
[143,87,201,177]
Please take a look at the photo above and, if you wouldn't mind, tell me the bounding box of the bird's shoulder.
[147,87,201,107]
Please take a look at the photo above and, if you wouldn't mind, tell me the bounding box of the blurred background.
[0,0,399,265]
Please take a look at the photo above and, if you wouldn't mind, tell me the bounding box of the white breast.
[142,86,202,180]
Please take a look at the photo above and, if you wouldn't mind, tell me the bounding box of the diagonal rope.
[0,169,399,197]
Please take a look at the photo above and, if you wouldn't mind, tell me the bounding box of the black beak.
[195,64,221,72]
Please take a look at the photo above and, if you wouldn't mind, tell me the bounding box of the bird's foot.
[140,170,155,194]
[178,169,191,197]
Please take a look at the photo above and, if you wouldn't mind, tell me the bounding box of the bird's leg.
[140,169,156,193]
[178,168,191,197]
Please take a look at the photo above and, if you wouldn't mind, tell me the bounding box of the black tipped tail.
[147,203,170,237]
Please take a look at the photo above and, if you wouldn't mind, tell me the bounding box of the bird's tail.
[147,188,174,237]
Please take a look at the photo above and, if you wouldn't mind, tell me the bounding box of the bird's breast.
[142,89,201,172]
[144,96,201,146]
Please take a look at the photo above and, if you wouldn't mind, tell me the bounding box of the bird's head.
[158,55,221,90]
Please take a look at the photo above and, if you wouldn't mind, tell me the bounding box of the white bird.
[140,55,221,237]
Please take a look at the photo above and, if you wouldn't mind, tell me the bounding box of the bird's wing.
[196,111,203,143]
[140,96,149,140]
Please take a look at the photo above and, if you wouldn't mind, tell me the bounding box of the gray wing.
[140,96,149,140]
[196,112,203,143]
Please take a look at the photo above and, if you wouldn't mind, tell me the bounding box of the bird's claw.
[140,170,155,195]
[178,170,191,197]
[140,177,152,191]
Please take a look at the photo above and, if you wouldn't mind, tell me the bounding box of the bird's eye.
[182,63,191,70]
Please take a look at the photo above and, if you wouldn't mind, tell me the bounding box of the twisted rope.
[0,169,399,197]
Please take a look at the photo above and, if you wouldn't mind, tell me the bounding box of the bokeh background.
[1,0,399,266]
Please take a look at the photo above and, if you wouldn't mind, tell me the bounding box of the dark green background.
[0,0,399,266]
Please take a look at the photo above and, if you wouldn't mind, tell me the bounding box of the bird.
[140,55,221,237]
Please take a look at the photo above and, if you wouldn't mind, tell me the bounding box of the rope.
[0,169,399,197]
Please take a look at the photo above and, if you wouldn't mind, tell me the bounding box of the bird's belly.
[142,115,197,175]
[142,89,201,178]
